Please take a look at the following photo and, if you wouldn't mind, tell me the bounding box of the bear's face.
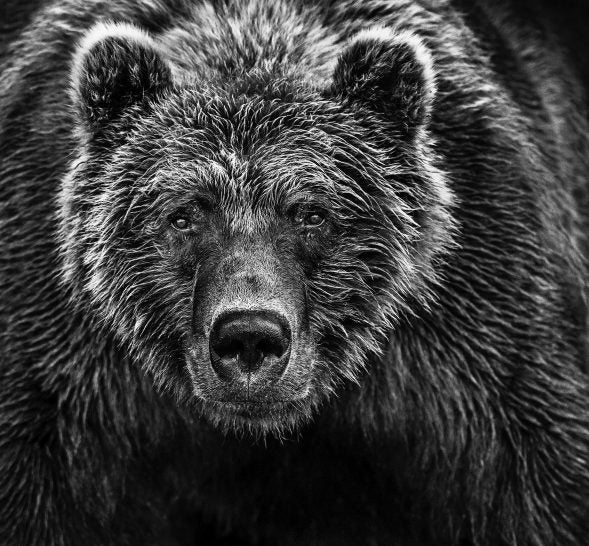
[60,23,453,433]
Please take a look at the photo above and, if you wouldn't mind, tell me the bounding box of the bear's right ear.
[71,22,173,143]
[328,28,436,143]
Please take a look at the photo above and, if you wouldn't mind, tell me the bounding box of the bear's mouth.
[192,391,316,433]
[206,397,308,418]
[187,354,313,418]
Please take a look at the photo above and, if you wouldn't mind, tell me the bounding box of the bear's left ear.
[70,22,173,143]
[328,28,436,142]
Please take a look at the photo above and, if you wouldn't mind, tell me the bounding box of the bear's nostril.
[209,310,291,379]
[256,337,286,359]
[215,339,243,360]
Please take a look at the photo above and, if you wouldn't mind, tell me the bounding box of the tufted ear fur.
[70,22,173,143]
[329,28,436,142]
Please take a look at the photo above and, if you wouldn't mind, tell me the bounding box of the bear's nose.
[209,310,291,380]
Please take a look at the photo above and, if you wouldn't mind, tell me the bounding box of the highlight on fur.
[1,0,588,545]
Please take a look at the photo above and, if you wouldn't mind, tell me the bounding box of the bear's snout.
[209,309,291,381]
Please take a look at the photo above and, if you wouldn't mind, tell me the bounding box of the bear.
[1,0,589,544]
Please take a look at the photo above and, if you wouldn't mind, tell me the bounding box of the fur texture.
[1,1,588,545]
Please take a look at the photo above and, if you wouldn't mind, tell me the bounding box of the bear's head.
[59,22,454,434]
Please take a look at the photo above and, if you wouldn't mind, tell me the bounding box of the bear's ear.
[71,22,173,142]
[328,28,436,142]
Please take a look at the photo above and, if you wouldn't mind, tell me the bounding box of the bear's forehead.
[154,87,337,145]
[132,90,351,191]
[121,86,387,201]
[140,142,339,202]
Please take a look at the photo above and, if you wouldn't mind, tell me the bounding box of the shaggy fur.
[1,0,588,545]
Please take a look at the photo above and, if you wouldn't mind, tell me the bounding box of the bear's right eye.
[294,207,328,229]
[304,211,325,227]
[171,216,192,231]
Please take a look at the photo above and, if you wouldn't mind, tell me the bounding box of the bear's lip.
[189,372,313,421]
[202,386,311,408]
[186,338,315,406]
[204,397,307,419]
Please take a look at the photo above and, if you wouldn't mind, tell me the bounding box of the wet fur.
[1,1,589,545]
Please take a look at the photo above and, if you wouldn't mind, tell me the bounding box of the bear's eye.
[296,208,327,228]
[171,216,192,231]
[305,211,325,227]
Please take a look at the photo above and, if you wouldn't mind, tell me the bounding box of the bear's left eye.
[296,208,327,228]
[171,216,192,231]
[304,211,325,227]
